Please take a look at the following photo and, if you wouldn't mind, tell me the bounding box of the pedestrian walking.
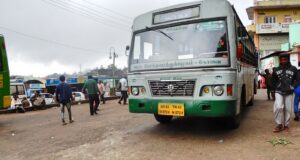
[98,80,105,104]
[294,85,300,121]
[82,75,100,115]
[260,69,275,100]
[271,54,299,132]
[105,82,111,97]
[118,77,128,105]
[56,75,74,125]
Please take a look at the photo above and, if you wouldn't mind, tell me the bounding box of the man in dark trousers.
[56,75,74,125]
[260,69,275,100]
[82,75,100,115]
[271,54,299,132]
[118,77,128,105]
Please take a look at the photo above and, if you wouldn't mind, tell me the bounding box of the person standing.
[118,77,128,105]
[271,54,299,132]
[56,75,74,125]
[293,69,300,121]
[260,69,275,100]
[294,85,300,121]
[98,80,105,104]
[105,82,111,97]
[82,75,100,115]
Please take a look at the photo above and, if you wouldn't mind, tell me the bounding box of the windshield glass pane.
[17,85,26,95]
[130,20,229,71]
[10,86,17,95]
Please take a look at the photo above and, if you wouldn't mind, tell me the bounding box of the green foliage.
[268,137,292,146]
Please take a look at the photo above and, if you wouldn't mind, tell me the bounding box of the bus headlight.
[213,86,224,96]
[132,87,139,96]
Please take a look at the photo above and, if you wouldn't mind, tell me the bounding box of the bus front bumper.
[129,98,237,117]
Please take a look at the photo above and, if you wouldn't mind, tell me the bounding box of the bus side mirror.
[125,45,130,56]
[237,42,244,59]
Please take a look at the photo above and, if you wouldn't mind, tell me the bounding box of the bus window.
[10,85,17,95]
[215,34,228,58]
[17,85,26,95]
[10,85,26,95]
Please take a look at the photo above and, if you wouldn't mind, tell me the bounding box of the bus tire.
[241,86,246,109]
[227,114,241,129]
[154,114,173,124]
[254,80,257,94]
[248,96,254,106]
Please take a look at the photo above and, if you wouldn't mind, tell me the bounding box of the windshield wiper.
[145,26,174,41]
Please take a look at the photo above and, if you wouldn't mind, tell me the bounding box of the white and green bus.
[127,0,258,128]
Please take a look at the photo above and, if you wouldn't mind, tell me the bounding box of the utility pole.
[79,64,82,75]
[109,47,118,89]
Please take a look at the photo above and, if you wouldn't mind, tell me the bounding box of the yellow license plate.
[158,103,185,117]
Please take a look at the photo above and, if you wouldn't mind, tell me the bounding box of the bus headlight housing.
[203,86,210,94]
[213,86,224,96]
[140,87,146,94]
[131,86,146,96]
[132,87,139,96]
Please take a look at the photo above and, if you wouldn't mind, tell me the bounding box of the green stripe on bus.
[129,99,236,117]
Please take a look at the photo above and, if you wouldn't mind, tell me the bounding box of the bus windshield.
[130,20,229,71]
[10,85,26,95]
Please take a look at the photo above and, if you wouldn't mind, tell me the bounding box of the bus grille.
[149,80,195,97]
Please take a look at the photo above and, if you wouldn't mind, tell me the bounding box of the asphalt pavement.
[1,90,300,160]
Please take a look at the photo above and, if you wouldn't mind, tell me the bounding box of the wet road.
[1,90,300,160]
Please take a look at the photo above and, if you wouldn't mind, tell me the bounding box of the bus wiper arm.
[145,26,174,41]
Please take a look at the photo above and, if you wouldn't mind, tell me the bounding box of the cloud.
[1,0,252,76]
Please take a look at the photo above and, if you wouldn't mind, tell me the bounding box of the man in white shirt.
[97,80,105,104]
[118,77,128,105]
[11,94,25,113]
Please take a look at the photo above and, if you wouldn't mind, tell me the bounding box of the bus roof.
[10,83,24,85]
[132,0,233,31]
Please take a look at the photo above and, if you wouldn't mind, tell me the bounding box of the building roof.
[24,80,44,84]
[247,4,300,20]
[260,51,287,60]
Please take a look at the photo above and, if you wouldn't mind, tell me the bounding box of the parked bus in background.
[0,35,10,109]
[127,0,258,129]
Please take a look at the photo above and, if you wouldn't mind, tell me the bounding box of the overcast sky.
[0,0,253,77]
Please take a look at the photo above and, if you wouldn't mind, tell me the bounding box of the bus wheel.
[248,96,254,106]
[154,114,173,124]
[227,114,241,129]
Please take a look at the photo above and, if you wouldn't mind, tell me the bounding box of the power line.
[68,0,132,24]
[55,0,131,26]
[81,0,133,21]
[44,0,130,29]
[42,0,131,32]
[0,25,105,54]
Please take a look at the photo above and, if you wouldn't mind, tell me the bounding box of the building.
[260,23,300,70]
[247,0,300,58]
